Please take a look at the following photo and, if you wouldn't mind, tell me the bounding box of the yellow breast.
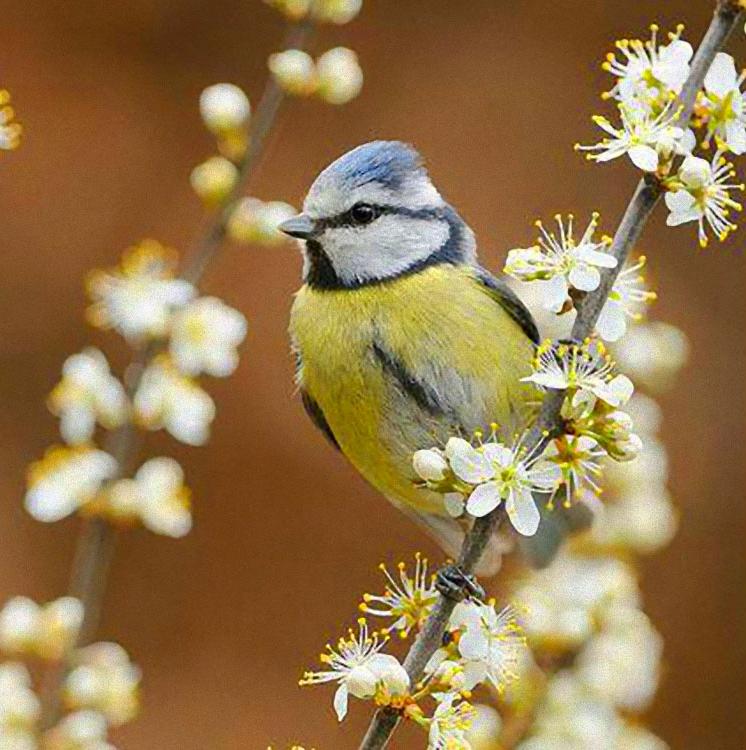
[289,265,535,515]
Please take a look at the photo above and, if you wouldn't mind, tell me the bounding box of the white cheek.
[322,216,450,284]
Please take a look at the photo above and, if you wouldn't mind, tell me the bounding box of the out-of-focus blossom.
[86,241,195,342]
[0,90,22,151]
[316,48,364,105]
[0,662,40,749]
[427,693,475,750]
[44,709,116,750]
[596,257,656,342]
[169,297,247,378]
[515,551,639,649]
[618,724,669,750]
[227,197,297,246]
[0,596,83,660]
[133,356,215,446]
[665,151,744,247]
[611,321,688,393]
[576,101,688,172]
[589,488,678,554]
[700,52,746,153]
[464,704,502,750]
[106,458,192,538]
[605,435,669,496]
[190,156,239,206]
[603,25,692,104]
[360,554,438,638]
[523,340,634,408]
[300,619,409,722]
[48,348,128,445]
[576,608,662,711]
[264,0,362,25]
[268,50,318,96]
[24,446,118,523]
[504,214,616,313]
[64,642,141,727]
[199,83,250,136]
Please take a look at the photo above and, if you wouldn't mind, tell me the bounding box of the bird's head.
[279,140,476,289]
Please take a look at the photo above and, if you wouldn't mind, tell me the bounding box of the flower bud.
[199,83,250,135]
[679,155,710,189]
[312,0,363,24]
[316,47,363,104]
[227,198,297,246]
[190,156,238,206]
[371,654,410,696]
[268,50,317,96]
[445,437,472,461]
[412,449,447,482]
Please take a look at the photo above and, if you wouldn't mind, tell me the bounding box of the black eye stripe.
[315,204,445,230]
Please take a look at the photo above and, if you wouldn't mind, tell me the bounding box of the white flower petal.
[505,488,541,536]
[628,144,659,172]
[465,482,502,517]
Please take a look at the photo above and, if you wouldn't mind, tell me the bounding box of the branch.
[38,19,315,730]
[358,4,742,748]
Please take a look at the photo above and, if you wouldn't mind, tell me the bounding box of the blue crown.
[323,140,425,190]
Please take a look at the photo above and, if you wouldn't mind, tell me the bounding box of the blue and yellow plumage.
[283,141,538,573]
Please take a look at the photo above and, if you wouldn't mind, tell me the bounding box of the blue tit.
[282,141,538,574]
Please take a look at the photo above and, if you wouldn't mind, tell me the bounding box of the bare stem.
[38,19,314,730]
[358,5,742,748]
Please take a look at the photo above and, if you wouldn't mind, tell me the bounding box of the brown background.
[1,1,744,748]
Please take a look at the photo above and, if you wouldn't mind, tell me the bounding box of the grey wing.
[474,266,540,344]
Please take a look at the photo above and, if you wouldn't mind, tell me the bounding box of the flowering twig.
[37,18,315,731]
[358,3,742,747]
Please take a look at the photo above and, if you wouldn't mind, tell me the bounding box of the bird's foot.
[435,564,485,602]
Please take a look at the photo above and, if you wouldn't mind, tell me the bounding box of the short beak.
[278,213,315,240]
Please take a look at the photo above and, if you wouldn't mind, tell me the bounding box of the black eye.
[350,203,377,225]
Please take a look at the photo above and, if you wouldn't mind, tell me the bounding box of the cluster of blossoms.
[0,596,139,748]
[575,24,746,247]
[300,557,528,747]
[411,337,640,538]
[0,89,21,150]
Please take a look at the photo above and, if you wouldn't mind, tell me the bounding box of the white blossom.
[464,704,503,750]
[300,620,409,722]
[523,340,634,407]
[504,214,617,313]
[0,596,83,660]
[311,0,363,24]
[133,356,215,446]
[595,257,656,342]
[65,642,141,727]
[0,662,40,749]
[24,446,118,523]
[170,297,247,377]
[603,26,692,104]
[107,458,191,538]
[448,439,560,535]
[577,100,689,172]
[427,694,475,750]
[199,83,250,135]
[701,52,746,153]
[412,448,449,482]
[360,554,438,637]
[0,90,21,151]
[450,601,526,692]
[86,240,195,342]
[316,48,364,105]
[665,150,744,247]
[48,348,128,445]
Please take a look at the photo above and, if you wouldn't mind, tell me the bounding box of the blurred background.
[1,1,744,747]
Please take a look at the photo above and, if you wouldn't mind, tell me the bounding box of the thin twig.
[359,4,742,747]
[38,19,315,730]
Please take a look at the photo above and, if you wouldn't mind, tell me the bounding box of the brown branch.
[358,4,742,748]
[38,18,315,730]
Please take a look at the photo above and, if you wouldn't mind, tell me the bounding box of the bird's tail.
[398,506,508,577]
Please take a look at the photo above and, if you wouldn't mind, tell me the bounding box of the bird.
[282,141,539,575]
